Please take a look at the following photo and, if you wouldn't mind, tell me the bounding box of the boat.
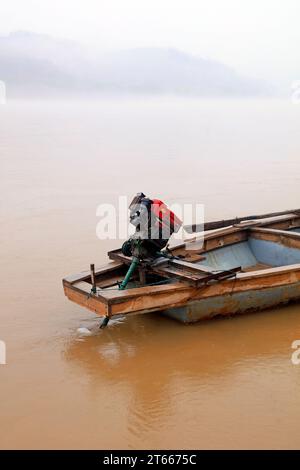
[63,208,300,324]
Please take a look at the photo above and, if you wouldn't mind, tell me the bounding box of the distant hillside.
[0,31,271,98]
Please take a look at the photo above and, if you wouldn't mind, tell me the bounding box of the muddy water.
[1,98,300,449]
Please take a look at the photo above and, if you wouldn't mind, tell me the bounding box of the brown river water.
[1,98,300,449]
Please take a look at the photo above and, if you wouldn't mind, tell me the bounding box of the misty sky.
[1,0,299,83]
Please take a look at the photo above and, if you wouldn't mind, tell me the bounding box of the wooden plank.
[63,284,108,316]
[110,287,195,316]
[169,259,214,273]
[151,265,207,285]
[63,261,123,285]
[236,263,300,280]
[182,253,206,263]
[185,209,300,233]
[249,227,300,250]
[241,263,271,273]
[250,227,300,239]
[108,250,132,265]
[262,217,300,231]
[151,263,240,287]
[105,281,190,302]
[198,230,248,253]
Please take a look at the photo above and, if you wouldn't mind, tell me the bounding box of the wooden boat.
[63,209,300,324]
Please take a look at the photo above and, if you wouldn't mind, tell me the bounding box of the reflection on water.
[1,98,300,449]
[64,305,300,449]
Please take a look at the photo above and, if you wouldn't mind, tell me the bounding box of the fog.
[0,31,274,99]
[1,0,299,98]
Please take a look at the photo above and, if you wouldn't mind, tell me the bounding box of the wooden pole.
[138,266,147,285]
[90,263,96,293]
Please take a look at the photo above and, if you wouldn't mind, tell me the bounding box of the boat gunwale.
[108,265,300,314]
[66,261,300,305]
[176,213,300,245]
[63,260,124,286]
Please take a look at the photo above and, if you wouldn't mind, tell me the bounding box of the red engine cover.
[151,199,182,233]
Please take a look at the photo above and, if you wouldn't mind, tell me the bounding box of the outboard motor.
[122,192,182,259]
[97,193,183,326]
